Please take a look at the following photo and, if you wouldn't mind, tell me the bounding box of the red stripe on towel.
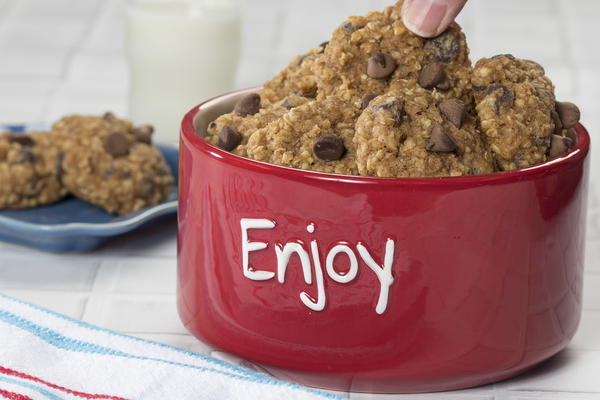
[0,389,33,400]
[0,366,128,400]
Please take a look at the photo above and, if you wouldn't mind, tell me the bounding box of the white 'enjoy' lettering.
[240,218,275,280]
[240,218,395,314]
[326,244,358,283]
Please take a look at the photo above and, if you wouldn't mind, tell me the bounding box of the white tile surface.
[1,0,600,398]
[583,274,600,310]
[0,255,100,291]
[496,350,600,393]
[0,289,88,319]
[570,310,600,351]
[93,257,176,294]
[83,293,187,333]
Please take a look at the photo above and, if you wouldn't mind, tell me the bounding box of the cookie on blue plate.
[52,113,173,215]
[0,131,67,209]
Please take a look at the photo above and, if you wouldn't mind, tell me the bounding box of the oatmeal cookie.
[471,54,576,171]
[354,88,495,178]
[262,45,324,104]
[0,131,67,209]
[205,93,310,157]
[52,113,173,215]
[246,96,360,175]
[312,1,473,106]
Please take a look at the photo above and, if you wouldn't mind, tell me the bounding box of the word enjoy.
[240,218,395,314]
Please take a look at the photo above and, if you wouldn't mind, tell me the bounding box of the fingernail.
[402,0,448,38]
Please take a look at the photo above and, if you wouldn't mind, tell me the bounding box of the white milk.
[127,0,241,145]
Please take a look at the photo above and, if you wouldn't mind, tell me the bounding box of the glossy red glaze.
[177,88,590,393]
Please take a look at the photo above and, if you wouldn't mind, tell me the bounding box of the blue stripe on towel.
[0,309,254,378]
[0,293,260,379]
[0,375,64,400]
[0,304,343,400]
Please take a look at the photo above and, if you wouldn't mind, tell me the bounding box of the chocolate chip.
[549,134,574,158]
[427,124,457,153]
[319,41,329,51]
[281,96,303,110]
[132,125,154,144]
[374,99,405,125]
[373,101,395,111]
[485,84,513,114]
[532,134,551,148]
[296,54,308,67]
[424,30,459,62]
[438,99,466,128]
[361,94,378,110]
[103,112,117,122]
[367,52,397,79]
[392,108,406,125]
[281,99,294,110]
[341,21,354,33]
[565,128,577,147]
[218,126,242,151]
[555,101,580,129]
[55,152,64,181]
[418,62,446,89]
[435,77,451,91]
[234,93,261,117]
[8,135,35,147]
[551,110,563,135]
[18,148,36,163]
[313,134,346,161]
[103,132,130,157]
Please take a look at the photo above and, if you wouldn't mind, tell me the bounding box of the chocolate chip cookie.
[312,2,473,106]
[354,87,495,177]
[246,96,360,175]
[0,131,67,209]
[205,93,310,157]
[261,45,324,104]
[52,113,173,215]
[472,55,579,170]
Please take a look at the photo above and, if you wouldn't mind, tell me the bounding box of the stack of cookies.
[203,0,581,178]
[0,113,173,214]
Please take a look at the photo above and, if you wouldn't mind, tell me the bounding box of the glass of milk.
[127,0,241,145]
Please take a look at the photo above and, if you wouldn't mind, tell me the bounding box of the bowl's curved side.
[177,89,589,393]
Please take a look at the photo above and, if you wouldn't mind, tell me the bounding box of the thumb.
[402,0,467,38]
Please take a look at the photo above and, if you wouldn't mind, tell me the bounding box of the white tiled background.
[1,0,600,399]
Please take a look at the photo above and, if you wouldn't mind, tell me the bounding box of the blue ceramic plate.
[0,126,178,253]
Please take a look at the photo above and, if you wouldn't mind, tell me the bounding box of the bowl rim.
[181,87,590,187]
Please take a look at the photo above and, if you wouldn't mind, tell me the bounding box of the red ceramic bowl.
[177,88,590,393]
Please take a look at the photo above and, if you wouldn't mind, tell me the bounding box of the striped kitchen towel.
[0,294,342,400]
